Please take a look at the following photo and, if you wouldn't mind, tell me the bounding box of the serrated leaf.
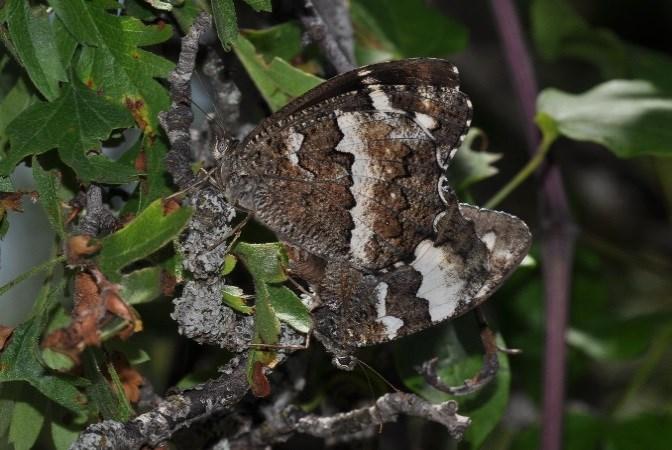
[139,137,173,211]
[222,285,254,315]
[233,242,289,283]
[242,22,302,63]
[119,267,163,305]
[536,80,672,158]
[49,0,174,133]
[2,81,137,182]
[266,285,312,333]
[233,34,323,111]
[32,159,66,240]
[448,128,501,191]
[395,323,510,448]
[212,0,238,51]
[98,199,192,281]
[0,77,34,151]
[8,385,46,450]
[0,283,87,418]
[351,0,467,62]
[5,0,67,100]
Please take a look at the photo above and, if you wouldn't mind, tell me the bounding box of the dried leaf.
[0,325,14,351]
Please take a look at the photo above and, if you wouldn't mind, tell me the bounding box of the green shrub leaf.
[49,0,174,133]
[233,34,323,111]
[448,128,501,191]
[98,199,192,281]
[536,80,672,157]
[2,81,137,182]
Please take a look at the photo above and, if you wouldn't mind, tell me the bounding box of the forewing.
[234,59,472,270]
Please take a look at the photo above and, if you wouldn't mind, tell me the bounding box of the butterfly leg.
[417,308,519,396]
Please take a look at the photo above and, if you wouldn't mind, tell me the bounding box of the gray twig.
[158,12,212,190]
[298,0,355,74]
[77,185,118,236]
[229,393,470,449]
[489,2,577,450]
[70,356,250,450]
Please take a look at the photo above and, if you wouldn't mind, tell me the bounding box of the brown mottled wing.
[313,206,530,350]
[232,59,472,271]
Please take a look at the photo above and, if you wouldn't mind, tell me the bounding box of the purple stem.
[488,2,576,450]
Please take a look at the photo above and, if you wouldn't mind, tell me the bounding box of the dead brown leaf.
[0,325,15,351]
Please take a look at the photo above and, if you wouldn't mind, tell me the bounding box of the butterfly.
[215,58,531,361]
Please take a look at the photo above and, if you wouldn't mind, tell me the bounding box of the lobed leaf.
[49,0,175,133]
[98,199,192,281]
[4,0,68,100]
[536,80,672,158]
[448,128,502,191]
[32,158,66,240]
[2,80,137,182]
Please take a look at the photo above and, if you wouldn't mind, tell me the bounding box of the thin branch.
[297,0,355,74]
[158,12,212,190]
[230,393,470,449]
[70,355,250,450]
[77,185,118,236]
[489,3,577,450]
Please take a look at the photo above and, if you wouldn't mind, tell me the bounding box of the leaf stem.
[483,132,555,209]
[0,255,66,297]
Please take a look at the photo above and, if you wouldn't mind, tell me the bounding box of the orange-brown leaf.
[250,361,271,398]
[0,325,15,351]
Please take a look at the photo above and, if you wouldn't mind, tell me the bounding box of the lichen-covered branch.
[77,185,118,236]
[229,393,470,449]
[70,356,250,450]
[158,12,212,190]
[297,0,355,74]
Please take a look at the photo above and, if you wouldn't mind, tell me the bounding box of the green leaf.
[233,34,323,111]
[242,22,302,63]
[0,283,87,418]
[49,0,174,133]
[606,414,672,450]
[0,77,34,152]
[5,1,67,100]
[212,0,238,51]
[221,253,237,276]
[221,285,254,314]
[266,285,312,334]
[2,81,137,182]
[233,242,289,283]
[172,0,207,33]
[0,177,12,192]
[32,158,66,240]
[119,267,163,305]
[139,137,173,211]
[243,0,271,12]
[253,282,281,344]
[530,0,672,92]
[82,349,133,421]
[8,385,46,450]
[395,323,510,448]
[51,420,81,450]
[98,198,192,281]
[54,16,77,72]
[536,80,672,158]
[531,0,626,79]
[351,0,467,62]
[447,128,501,191]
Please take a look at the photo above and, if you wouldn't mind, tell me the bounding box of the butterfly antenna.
[356,358,401,393]
[193,70,229,138]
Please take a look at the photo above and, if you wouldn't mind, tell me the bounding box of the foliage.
[0,0,671,448]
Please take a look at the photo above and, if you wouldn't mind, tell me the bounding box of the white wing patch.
[373,281,403,338]
[285,128,304,166]
[411,239,467,322]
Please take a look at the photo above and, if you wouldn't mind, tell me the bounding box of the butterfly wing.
[313,206,531,350]
[226,59,472,271]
